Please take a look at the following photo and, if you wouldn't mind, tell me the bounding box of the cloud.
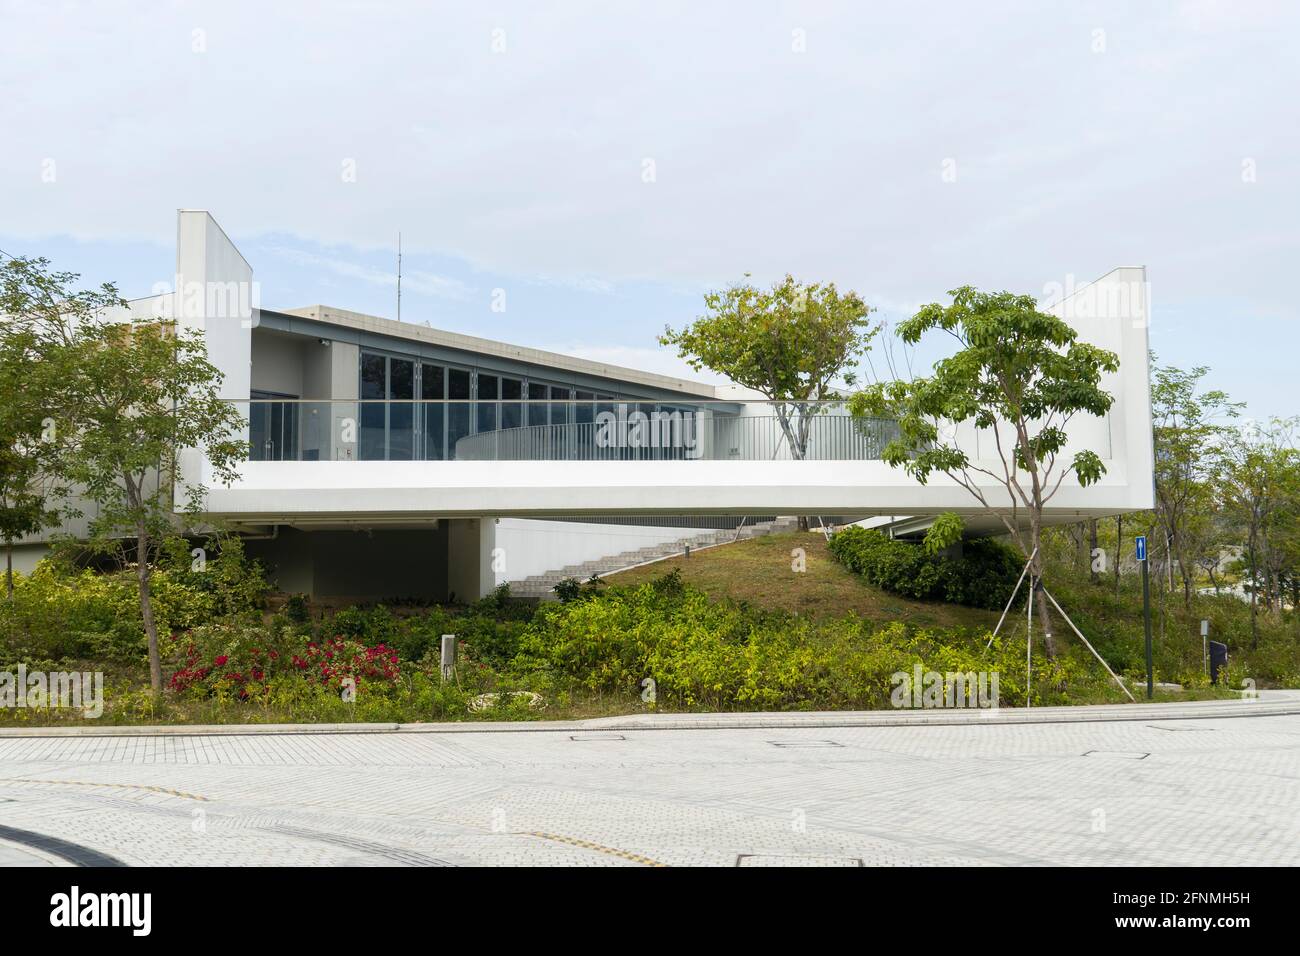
[2,1,1296,417]
[1,0,1293,310]
[527,274,615,295]
[263,245,475,302]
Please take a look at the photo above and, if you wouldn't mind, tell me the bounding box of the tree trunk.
[4,538,12,601]
[137,527,162,694]
[1070,523,1086,569]
[1114,514,1123,595]
[1027,521,1060,659]
[797,515,810,533]
[1088,519,1099,585]
[1248,540,1259,650]
[1032,582,1060,659]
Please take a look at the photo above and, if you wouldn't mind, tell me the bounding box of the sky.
[1,0,1296,414]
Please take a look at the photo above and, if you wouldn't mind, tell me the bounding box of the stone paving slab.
[0,711,1297,866]
[0,838,61,867]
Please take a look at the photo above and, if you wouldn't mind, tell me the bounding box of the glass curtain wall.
[359,348,695,461]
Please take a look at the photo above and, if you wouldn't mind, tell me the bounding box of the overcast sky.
[1,1,1295,416]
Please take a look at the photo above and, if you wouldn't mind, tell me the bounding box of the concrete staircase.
[508,517,802,599]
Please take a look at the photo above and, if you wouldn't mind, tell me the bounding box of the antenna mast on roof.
[396,231,402,322]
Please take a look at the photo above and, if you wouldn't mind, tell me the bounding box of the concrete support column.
[447,517,497,602]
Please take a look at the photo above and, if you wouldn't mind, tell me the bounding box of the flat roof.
[277,304,722,399]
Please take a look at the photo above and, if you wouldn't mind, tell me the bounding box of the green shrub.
[828,526,1022,610]
[514,574,1091,710]
[553,574,605,603]
[0,538,270,665]
[284,594,311,625]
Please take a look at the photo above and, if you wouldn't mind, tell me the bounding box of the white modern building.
[12,210,1155,602]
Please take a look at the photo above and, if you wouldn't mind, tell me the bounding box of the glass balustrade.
[240,400,901,463]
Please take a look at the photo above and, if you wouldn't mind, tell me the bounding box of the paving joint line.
[0,778,210,801]
[527,830,668,867]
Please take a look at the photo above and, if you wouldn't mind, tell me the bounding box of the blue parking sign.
[1135,535,1147,562]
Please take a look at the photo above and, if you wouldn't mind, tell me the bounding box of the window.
[421,363,445,460]
[550,384,571,425]
[477,373,498,433]
[359,352,416,460]
[501,377,522,429]
[249,390,299,461]
[575,389,595,426]
[448,368,471,459]
[527,382,547,427]
[359,353,386,460]
[389,357,414,460]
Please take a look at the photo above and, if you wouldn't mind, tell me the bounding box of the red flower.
[214,655,229,666]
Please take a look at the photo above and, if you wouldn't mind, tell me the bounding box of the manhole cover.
[1082,750,1150,759]
[767,740,844,749]
[736,854,863,866]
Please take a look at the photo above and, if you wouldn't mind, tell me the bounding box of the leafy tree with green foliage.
[1223,418,1300,646]
[660,274,877,530]
[922,511,965,555]
[0,323,59,598]
[1149,358,1243,609]
[60,312,246,693]
[0,256,121,598]
[849,287,1118,658]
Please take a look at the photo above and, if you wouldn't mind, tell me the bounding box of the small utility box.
[1209,640,1228,685]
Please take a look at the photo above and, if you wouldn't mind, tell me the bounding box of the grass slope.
[606,528,1299,690]
[604,530,1002,631]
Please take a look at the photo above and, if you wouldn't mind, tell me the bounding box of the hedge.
[828,525,1023,610]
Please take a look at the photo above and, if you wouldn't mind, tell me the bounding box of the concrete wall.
[447,518,495,601]
[6,543,52,576]
[173,210,254,501]
[495,517,719,582]
[244,526,449,600]
[250,330,305,396]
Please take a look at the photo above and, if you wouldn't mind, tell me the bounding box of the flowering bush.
[168,623,400,699]
[290,636,401,689]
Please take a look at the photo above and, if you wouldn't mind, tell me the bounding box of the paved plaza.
[1,699,1298,867]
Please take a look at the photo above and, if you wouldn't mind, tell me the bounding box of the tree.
[660,274,877,530]
[0,331,62,598]
[61,315,246,693]
[849,287,1118,658]
[1149,359,1242,609]
[1222,418,1300,647]
[0,256,116,597]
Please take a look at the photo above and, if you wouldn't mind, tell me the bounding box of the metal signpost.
[1201,619,1209,677]
[1137,535,1152,699]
